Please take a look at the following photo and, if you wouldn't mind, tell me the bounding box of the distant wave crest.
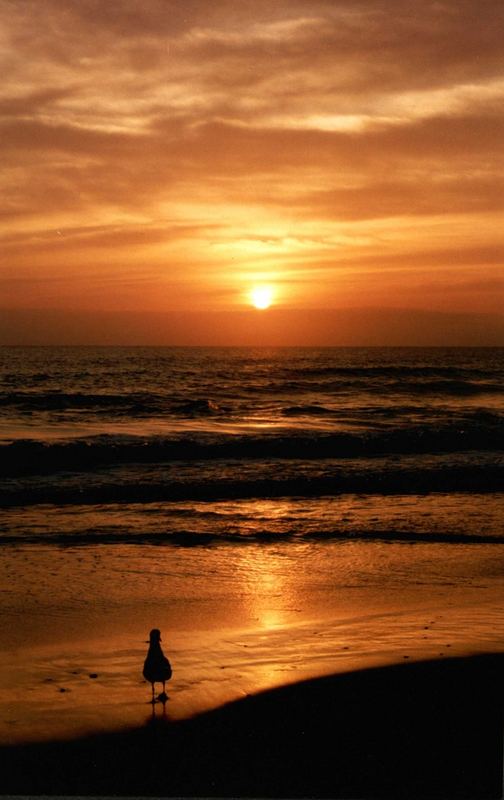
[0,392,227,417]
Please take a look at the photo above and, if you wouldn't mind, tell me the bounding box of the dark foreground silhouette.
[143,627,172,703]
[1,654,502,798]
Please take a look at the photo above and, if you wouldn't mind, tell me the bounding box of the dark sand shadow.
[1,653,502,798]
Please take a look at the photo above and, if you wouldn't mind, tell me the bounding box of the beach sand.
[1,653,502,798]
[2,538,504,796]
[2,598,504,744]
[2,539,504,747]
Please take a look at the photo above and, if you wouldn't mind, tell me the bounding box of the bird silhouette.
[143,628,172,703]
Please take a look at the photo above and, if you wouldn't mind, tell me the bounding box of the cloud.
[3,1,503,129]
[290,176,504,221]
[0,0,503,336]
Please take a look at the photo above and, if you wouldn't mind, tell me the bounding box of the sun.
[250,285,274,309]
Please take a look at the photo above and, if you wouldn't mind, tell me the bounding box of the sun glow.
[250,285,274,309]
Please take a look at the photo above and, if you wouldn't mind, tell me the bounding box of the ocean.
[2,345,504,515]
[1,345,504,742]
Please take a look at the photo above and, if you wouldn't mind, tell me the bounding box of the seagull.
[143,628,172,702]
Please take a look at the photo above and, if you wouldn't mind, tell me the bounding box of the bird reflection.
[148,696,168,725]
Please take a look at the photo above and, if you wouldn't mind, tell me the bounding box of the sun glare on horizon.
[250,286,275,310]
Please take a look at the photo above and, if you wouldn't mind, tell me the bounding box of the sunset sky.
[1,0,503,345]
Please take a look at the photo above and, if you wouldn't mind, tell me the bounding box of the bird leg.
[156,681,168,705]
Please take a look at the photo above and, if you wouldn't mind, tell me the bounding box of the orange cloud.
[0,0,502,342]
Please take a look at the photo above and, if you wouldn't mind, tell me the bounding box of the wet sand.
[2,539,504,747]
[1,541,504,797]
[1,653,502,798]
[2,595,504,747]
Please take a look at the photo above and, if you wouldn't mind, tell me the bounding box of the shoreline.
[2,593,504,747]
[1,653,502,798]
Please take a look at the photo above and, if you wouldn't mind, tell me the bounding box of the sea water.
[1,346,503,741]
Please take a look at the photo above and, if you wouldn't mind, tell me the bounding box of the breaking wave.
[1,414,503,479]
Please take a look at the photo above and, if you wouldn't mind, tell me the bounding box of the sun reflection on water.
[231,502,300,632]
